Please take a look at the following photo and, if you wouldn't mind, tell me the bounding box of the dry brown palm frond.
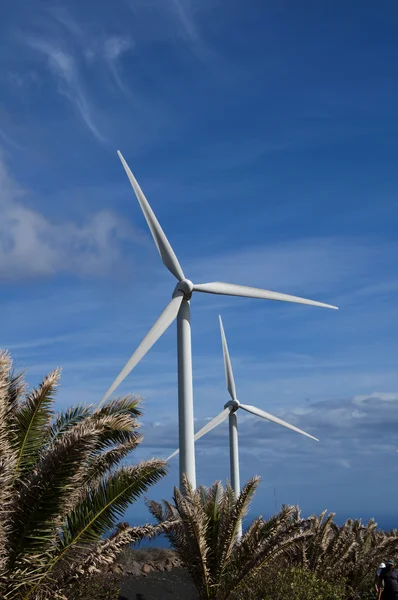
[149,477,317,600]
[94,394,142,417]
[226,505,313,589]
[279,510,398,598]
[172,480,212,596]
[50,520,177,597]
[216,476,260,574]
[0,352,20,582]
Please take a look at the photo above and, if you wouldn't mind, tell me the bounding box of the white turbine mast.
[167,315,319,531]
[99,151,337,490]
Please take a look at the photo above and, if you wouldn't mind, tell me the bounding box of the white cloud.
[0,155,134,280]
[104,36,132,61]
[102,35,133,91]
[353,392,398,405]
[137,390,398,459]
[26,38,105,141]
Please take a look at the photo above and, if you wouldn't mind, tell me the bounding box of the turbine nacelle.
[174,279,194,299]
[166,315,319,468]
[224,399,240,412]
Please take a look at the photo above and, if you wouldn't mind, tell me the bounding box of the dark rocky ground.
[115,547,199,600]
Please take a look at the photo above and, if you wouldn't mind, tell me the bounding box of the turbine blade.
[167,407,231,460]
[193,282,338,310]
[239,403,319,441]
[219,316,237,401]
[117,151,185,282]
[97,293,184,410]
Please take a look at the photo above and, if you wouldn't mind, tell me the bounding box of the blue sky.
[1,0,398,530]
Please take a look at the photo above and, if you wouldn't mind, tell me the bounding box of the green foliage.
[249,566,345,600]
[0,351,168,599]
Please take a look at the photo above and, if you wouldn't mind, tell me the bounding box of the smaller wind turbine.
[167,316,318,535]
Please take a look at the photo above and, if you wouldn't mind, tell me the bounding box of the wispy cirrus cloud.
[13,5,134,138]
[125,0,212,63]
[47,5,133,90]
[170,0,200,43]
[101,35,133,91]
[26,37,105,141]
[0,128,22,150]
[103,35,132,61]
[166,0,214,64]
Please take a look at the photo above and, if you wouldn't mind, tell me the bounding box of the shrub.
[246,566,345,600]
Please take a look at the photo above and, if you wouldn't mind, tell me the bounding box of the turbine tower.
[167,315,318,522]
[99,151,337,490]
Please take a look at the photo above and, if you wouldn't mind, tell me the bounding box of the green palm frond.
[60,458,167,548]
[19,460,167,599]
[14,369,61,478]
[47,405,92,443]
[9,426,99,564]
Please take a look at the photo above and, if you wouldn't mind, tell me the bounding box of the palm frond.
[20,459,167,599]
[0,351,18,461]
[79,407,142,455]
[83,433,143,484]
[60,458,167,548]
[6,368,26,414]
[53,521,172,595]
[9,426,99,565]
[14,369,61,478]
[0,352,20,574]
[217,476,260,572]
[47,405,92,444]
[94,396,142,419]
[0,356,166,600]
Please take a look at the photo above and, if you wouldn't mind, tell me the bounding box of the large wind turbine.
[99,151,337,490]
[167,316,318,510]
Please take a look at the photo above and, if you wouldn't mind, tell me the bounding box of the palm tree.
[286,509,398,598]
[0,351,168,600]
[147,475,313,600]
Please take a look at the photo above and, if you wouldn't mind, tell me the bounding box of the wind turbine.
[99,151,337,490]
[167,316,319,516]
